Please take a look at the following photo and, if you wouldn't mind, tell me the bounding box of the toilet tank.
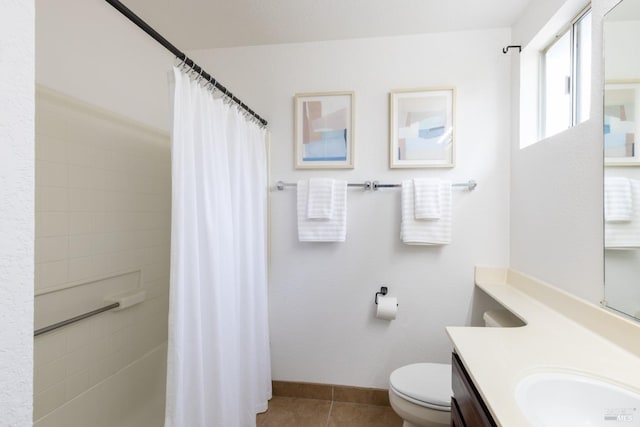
[483,309,524,327]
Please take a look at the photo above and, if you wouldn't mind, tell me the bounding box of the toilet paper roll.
[376,296,398,320]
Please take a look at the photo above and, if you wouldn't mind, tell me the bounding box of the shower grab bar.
[275,179,477,191]
[34,302,120,337]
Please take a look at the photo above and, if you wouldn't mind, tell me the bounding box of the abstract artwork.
[605,82,639,165]
[389,88,455,168]
[294,92,354,169]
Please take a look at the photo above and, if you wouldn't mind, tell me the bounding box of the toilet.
[388,309,522,427]
[388,362,451,427]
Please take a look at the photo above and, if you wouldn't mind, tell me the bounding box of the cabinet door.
[451,397,465,427]
[451,353,497,427]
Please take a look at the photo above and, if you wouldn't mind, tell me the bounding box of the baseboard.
[272,381,390,406]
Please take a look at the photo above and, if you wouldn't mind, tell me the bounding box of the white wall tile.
[35,259,69,290]
[35,236,69,263]
[88,355,112,387]
[36,136,67,163]
[34,357,66,395]
[144,262,169,283]
[69,234,103,258]
[87,335,112,366]
[68,188,104,212]
[144,278,169,300]
[68,256,97,282]
[35,91,170,424]
[34,382,66,420]
[65,370,89,401]
[34,330,67,367]
[66,142,105,169]
[68,212,98,235]
[36,212,69,237]
[68,165,105,190]
[64,345,91,377]
[36,161,68,188]
[65,321,94,353]
[36,186,68,212]
[103,149,128,172]
[100,251,132,273]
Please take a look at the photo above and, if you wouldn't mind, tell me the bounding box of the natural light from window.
[575,10,592,123]
[543,30,572,137]
[541,7,592,139]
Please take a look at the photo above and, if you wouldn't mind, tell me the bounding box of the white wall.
[604,21,640,80]
[509,0,620,303]
[0,1,35,425]
[191,29,512,388]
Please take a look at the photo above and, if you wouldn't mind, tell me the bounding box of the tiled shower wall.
[33,87,171,426]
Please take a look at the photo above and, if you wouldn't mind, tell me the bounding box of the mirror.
[604,0,640,320]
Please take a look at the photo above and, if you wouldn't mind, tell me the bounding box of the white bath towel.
[413,178,441,220]
[604,177,632,223]
[401,180,452,245]
[606,179,640,248]
[298,179,347,242]
[307,178,335,220]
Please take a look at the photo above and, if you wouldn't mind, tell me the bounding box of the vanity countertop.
[446,266,640,427]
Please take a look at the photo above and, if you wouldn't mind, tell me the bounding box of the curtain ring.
[181,56,191,72]
[188,62,197,77]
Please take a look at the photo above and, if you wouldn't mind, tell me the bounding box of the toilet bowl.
[388,363,451,427]
[389,309,522,427]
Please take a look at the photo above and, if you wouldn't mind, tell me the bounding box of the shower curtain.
[165,67,271,427]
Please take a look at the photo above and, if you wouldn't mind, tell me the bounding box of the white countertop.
[446,266,640,427]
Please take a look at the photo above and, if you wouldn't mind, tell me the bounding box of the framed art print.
[604,81,640,165]
[389,88,455,168]
[294,91,354,169]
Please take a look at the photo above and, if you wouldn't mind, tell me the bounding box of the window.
[541,7,592,138]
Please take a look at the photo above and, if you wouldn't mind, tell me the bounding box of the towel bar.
[275,180,477,191]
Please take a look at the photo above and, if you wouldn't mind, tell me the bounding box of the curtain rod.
[104,0,268,127]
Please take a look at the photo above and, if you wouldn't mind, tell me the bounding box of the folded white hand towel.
[604,177,632,223]
[298,179,347,242]
[606,179,640,248]
[307,178,335,220]
[413,178,441,220]
[401,180,452,245]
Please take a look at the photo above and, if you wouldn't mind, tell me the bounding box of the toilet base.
[389,389,449,427]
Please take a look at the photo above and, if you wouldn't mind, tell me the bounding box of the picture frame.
[604,81,640,166]
[389,87,455,168]
[294,91,354,169]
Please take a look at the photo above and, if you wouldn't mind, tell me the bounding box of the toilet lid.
[389,363,452,409]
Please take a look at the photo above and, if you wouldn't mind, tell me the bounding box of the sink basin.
[515,372,640,426]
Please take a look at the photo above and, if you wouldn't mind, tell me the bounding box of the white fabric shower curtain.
[165,67,271,427]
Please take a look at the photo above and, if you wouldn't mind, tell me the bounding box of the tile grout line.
[324,386,335,427]
[325,399,333,427]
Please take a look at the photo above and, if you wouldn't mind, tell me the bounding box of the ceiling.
[120,0,533,50]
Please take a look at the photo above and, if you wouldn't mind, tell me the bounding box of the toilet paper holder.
[375,286,388,305]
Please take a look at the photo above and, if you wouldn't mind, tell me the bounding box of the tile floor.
[256,396,403,427]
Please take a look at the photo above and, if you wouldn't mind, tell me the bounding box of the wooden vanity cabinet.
[451,353,497,427]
